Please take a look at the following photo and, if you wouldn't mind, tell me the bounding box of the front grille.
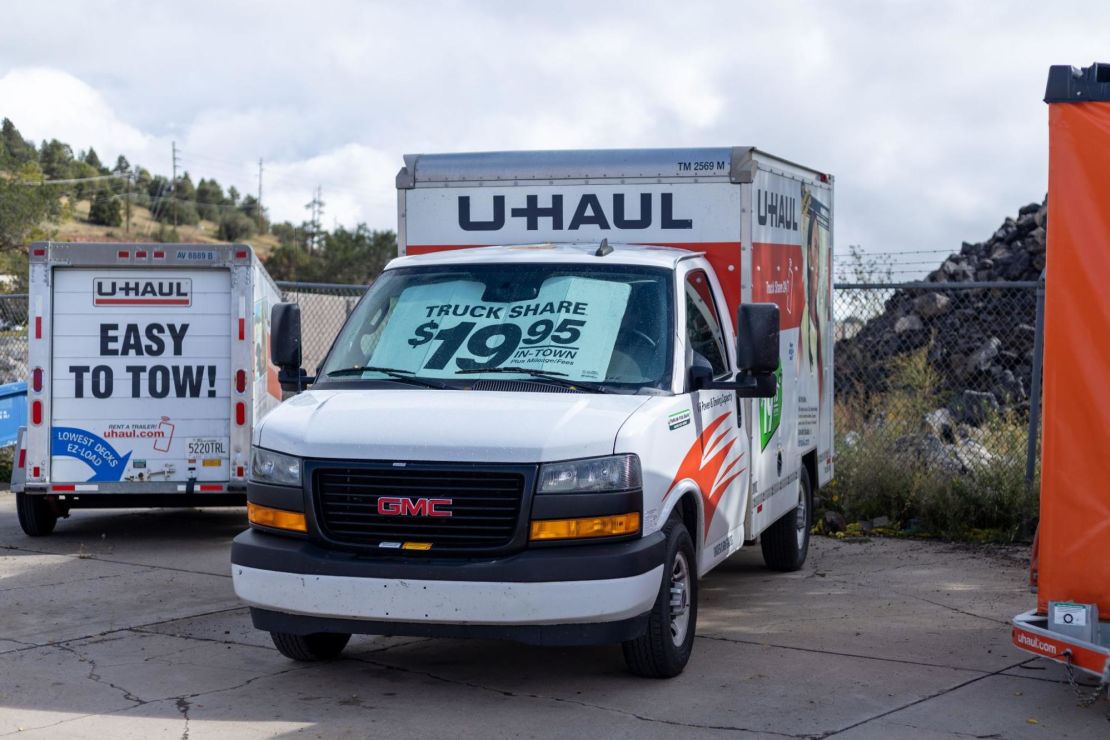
[315,466,526,550]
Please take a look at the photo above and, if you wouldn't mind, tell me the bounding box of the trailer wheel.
[622,516,697,678]
[270,631,351,661]
[761,465,812,572]
[16,493,58,537]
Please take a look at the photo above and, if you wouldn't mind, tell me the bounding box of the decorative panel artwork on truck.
[749,169,834,529]
[50,269,232,483]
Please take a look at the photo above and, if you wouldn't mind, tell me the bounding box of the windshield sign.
[371,277,629,380]
[319,263,673,392]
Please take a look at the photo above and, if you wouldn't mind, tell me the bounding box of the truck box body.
[20,242,283,498]
[397,147,835,488]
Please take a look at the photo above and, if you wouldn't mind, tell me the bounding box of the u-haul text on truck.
[14,242,284,536]
[232,148,834,677]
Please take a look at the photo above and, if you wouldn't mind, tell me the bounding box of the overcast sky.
[1,1,1106,276]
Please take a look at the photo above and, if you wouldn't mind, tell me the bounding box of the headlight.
[250,447,302,487]
[538,454,641,494]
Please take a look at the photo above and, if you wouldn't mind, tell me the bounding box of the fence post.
[1024,271,1046,491]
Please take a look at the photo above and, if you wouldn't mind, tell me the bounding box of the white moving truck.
[13,242,284,536]
[232,148,834,676]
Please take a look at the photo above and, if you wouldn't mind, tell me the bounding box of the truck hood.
[256,389,652,463]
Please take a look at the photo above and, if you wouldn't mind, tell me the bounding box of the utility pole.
[304,186,325,250]
[171,141,180,228]
[256,158,264,233]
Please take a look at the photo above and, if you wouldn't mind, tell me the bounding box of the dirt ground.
[0,495,1107,739]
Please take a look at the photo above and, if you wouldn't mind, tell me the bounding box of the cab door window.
[685,270,728,378]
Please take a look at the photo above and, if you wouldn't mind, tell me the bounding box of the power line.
[10,173,126,186]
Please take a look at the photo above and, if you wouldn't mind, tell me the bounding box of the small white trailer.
[12,242,284,535]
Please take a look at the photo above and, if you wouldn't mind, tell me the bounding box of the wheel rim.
[669,550,691,646]
[795,485,808,550]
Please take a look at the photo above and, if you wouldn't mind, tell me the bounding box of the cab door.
[680,266,750,572]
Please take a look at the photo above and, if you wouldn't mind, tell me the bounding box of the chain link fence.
[275,281,365,372]
[831,279,1043,537]
[0,276,1045,536]
[0,294,28,385]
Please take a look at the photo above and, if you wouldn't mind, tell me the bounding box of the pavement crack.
[697,633,989,673]
[4,605,248,657]
[817,658,1029,738]
[175,696,191,740]
[0,569,138,593]
[53,641,148,708]
[349,654,801,737]
[0,542,231,580]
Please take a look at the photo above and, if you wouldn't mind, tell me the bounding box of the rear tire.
[761,465,813,572]
[16,492,58,537]
[270,631,351,661]
[622,516,698,678]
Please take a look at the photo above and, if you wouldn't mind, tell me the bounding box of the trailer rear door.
[49,267,233,485]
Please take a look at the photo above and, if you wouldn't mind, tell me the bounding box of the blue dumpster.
[0,381,27,447]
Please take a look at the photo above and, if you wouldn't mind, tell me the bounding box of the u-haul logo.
[94,278,192,307]
[457,193,693,232]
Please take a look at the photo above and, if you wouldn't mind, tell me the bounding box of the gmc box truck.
[232,147,834,676]
[13,242,283,535]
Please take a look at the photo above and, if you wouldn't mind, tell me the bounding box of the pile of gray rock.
[835,200,1046,467]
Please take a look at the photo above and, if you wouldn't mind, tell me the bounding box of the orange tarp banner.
[1038,100,1110,614]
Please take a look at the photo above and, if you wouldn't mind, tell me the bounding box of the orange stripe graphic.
[664,412,746,537]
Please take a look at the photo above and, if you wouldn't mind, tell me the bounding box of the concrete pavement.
[0,494,1106,738]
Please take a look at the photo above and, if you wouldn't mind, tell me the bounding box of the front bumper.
[231,528,665,644]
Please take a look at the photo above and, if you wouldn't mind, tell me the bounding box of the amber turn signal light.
[529,512,641,541]
[247,502,307,533]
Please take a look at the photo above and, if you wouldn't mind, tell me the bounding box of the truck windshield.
[318,263,673,393]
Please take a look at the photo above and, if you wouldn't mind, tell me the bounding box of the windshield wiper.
[455,366,609,393]
[324,365,448,389]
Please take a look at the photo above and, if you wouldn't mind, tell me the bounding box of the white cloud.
[0,68,164,167]
[0,0,1107,274]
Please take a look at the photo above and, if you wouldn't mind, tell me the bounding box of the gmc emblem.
[377,496,453,518]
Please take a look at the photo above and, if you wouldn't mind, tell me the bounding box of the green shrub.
[217,211,255,241]
[826,347,1037,542]
[88,189,122,227]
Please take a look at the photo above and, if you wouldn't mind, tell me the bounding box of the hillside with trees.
[0,117,395,289]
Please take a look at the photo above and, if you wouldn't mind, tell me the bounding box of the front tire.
[16,492,58,536]
[761,465,813,572]
[270,631,351,661]
[622,517,698,678]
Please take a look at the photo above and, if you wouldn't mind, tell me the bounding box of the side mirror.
[736,303,780,375]
[271,303,310,392]
[271,303,302,368]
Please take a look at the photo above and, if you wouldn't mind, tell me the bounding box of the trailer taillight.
[117,250,129,259]
[31,400,42,425]
[153,250,165,260]
[235,369,247,394]
[32,368,43,393]
[32,248,46,257]
[235,249,249,260]
[235,402,246,426]
[135,250,147,259]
